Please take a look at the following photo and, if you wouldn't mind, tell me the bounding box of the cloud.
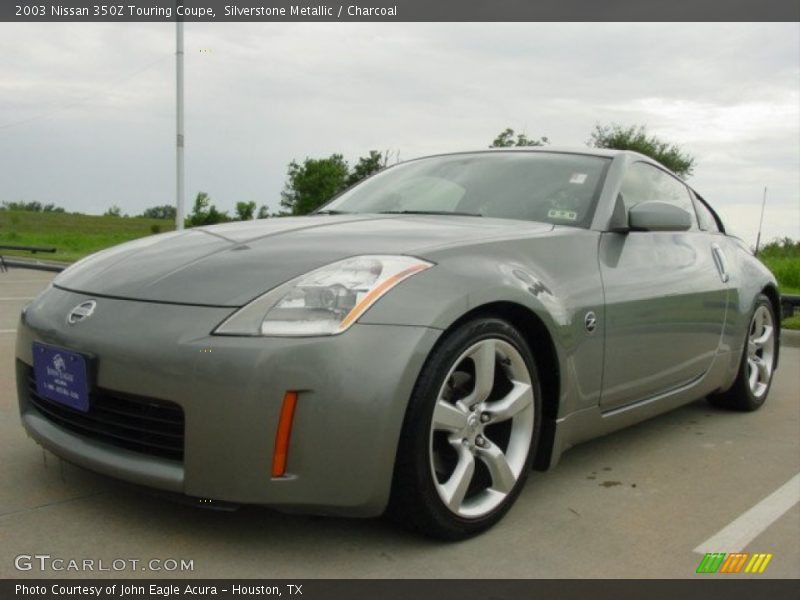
[0,22,797,244]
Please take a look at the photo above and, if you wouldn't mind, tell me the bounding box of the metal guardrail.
[0,244,58,273]
[0,257,66,273]
[781,295,800,320]
[0,244,56,253]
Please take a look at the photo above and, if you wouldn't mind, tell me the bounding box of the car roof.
[476,146,640,159]
[418,146,655,161]
[421,146,677,176]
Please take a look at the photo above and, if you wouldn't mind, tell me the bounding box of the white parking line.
[0,297,33,301]
[0,329,17,334]
[694,473,800,553]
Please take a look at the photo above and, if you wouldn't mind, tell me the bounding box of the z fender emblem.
[584,311,597,334]
[67,300,97,325]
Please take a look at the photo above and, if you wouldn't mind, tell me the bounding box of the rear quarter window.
[692,194,722,233]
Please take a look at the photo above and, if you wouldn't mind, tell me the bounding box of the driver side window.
[620,162,698,229]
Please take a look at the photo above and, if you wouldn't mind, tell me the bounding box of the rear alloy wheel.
[709,294,777,411]
[389,318,541,540]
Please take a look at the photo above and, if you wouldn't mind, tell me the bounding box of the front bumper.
[16,286,440,517]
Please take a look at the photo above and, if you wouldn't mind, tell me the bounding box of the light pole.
[175,19,185,231]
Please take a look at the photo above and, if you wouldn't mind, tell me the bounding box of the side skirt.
[545,350,731,469]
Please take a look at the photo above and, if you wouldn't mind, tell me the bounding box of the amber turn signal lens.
[272,391,298,477]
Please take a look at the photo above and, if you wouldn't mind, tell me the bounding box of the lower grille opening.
[24,364,185,461]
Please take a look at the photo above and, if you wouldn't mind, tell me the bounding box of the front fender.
[361,228,606,416]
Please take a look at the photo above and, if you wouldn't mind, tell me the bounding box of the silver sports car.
[16,148,780,539]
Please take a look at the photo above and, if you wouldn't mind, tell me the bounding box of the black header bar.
[4,579,800,600]
[3,0,800,22]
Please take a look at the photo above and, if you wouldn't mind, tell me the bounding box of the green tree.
[345,150,386,187]
[104,205,122,217]
[588,123,696,178]
[186,192,229,227]
[140,205,176,220]
[280,154,350,215]
[235,201,256,221]
[490,128,549,148]
[257,205,270,219]
[2,200,49,212]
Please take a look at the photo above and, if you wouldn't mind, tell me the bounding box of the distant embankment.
[0,210,175,263]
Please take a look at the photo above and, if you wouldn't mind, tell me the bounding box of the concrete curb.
[781,329,800,349]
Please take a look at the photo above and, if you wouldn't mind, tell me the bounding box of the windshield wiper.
[314,209,350,215]
[378,210,482,217]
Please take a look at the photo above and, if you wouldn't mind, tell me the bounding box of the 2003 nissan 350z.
[16,149,780,539]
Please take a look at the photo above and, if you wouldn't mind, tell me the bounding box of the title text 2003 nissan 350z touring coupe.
[16,149,780,539]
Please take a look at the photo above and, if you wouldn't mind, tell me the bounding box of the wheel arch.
[438,300,561,471]
[761,283,781,369]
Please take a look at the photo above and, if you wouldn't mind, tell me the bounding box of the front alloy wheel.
[389,317,541,540]
[429,338,534,519]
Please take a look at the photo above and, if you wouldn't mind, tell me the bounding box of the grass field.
[0,210,175,263]
[758,240,800,330]
[758,240,800,296]
[2,210,799,328]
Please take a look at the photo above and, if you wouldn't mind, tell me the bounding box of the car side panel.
[548,235,779,467]
[597,230,729,410]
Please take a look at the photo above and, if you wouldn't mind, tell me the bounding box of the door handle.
[711,244,730,283]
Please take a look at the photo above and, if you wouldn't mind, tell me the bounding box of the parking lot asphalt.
[1,268,798,579]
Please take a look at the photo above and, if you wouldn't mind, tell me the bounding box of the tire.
[708,294,777,412]
[388,317,541,540]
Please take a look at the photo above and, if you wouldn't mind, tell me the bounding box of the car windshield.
[324,151,610,227]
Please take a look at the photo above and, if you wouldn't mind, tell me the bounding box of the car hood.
[53,214,553,306]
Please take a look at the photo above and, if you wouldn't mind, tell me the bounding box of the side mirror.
[628,201,692,232]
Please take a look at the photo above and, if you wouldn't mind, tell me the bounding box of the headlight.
[213,255,433,336]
